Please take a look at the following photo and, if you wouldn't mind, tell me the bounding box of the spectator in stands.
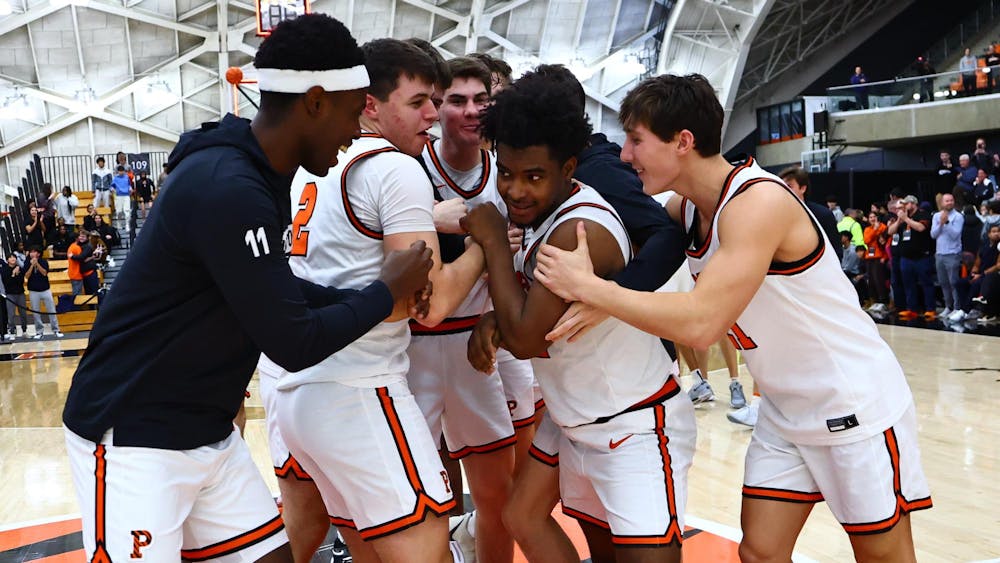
[53,185,79,227]
[24,247,62,338]
[955,154,978,205]
[985,45,1000,93]
[850,65,869,109]
[962,204,984,255]
[2,254,28,340]
[23,204,45,250]
[826,194,845,221]
[135,170,155,212]
[111,165,133,227]
[115,151,132,176]
[972,168,997,206]
[838,208,866,249]
[68,230,100,297]
[778,166,843,259]
[864,211,889,312]
[93,215,119,248]
[931,193,964,318]
[973,138,994,177]
[12,242,26,269]
[469,52,512,95]
[960,47,978,96]
[937,151,957,193]
[157,163,169,187]
[982,199,1000,244]
[91,157,112,208]
[841,232,866,303]
[951,223,1000,322]
[82,204,98,233]
[889,195,936,319]
[913,56,935,103]
[36,183,57,237]
[50,224,74,260]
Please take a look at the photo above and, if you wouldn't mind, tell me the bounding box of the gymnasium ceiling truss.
[0,0,898,168]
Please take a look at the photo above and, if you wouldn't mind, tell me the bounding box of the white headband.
[255,65,370,93]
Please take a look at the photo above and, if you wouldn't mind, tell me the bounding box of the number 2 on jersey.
[727,322,757,351]
[291,182,318,256]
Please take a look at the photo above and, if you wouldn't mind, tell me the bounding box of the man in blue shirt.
[110,165,132,228]
[931,192,964,317]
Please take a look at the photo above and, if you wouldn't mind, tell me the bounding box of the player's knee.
[502,502,531,539]
[738,538,786,563]
[850,532,910,562]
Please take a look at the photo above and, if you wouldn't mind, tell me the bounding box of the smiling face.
[620,122,681,196]
[365,73,438,157]
[298,87,366,175]
[440,77,490,148]
[496,144,575,228]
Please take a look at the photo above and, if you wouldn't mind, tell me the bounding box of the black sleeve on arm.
[613,216,689,292]
[194,181,393,372]
[296,277,362,308]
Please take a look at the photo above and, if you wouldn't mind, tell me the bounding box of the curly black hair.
[480,67,592,164]
[255,13,364,72]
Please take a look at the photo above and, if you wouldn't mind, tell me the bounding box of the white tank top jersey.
[680,156,913,445]
[517,182,679,428]
[261,134,436,390]
[419,139,506,323]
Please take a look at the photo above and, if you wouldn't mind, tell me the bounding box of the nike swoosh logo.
[609,434,634,449]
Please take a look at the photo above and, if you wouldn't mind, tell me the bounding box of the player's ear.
[676,129,695,155]
[362,93,379,119]
[561,156,578,181]
[302,86,326,117]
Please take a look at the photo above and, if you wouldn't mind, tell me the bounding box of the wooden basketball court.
[0,324,997,562]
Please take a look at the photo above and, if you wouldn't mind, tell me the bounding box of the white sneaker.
[32,332,42,339]
[448,512,476,563]
[55,331,64,338]
[687,371,715,404]
[727,402,758,427]
[948,309,967,322]
[3,334,13,341]
[977,315,997,324]
[941,308,952,318]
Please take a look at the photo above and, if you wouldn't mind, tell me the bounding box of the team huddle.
[59,13,930,563]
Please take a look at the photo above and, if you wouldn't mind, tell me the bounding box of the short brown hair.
[619,74,723,157]
[778,165,809,191]
[447,57,492,95]
[362,38,437,101]
[468,52,512,90]
[404,38,452,91]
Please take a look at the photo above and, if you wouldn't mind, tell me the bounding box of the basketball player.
[62,15,434,563]
[270,38,485,563]
[461,70,697,563]
[536,74,931,562]
[409,56,521,563]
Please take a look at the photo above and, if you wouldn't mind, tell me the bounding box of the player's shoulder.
[358,150,431,186]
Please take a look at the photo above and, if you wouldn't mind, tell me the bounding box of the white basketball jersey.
[265,134,435,390]
[417,139,505,325]
[681,157,912,445]
[517,183,679,428]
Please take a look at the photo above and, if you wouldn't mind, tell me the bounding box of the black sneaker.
[330,535,352,563]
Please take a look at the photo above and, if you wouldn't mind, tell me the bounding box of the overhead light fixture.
[75,87,95,103]
[567,57,594,81]
[0,0,13,16]
[144,78,177,106]
[621,53,647,76]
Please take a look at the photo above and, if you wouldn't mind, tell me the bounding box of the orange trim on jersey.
[180,514,284,561]
[90,444,111,563]
[521,201,625,274]
[448,434,517,460]
[767,243,825,276]
[623,403,684,547]
[273,454,313,481]
[513,413,537,429]
[328,516,356,529]
[359,132,383,138]
[686,156,754,259]
[424,138,491,199]
[528,444,559,467]
[409,315,481,335]
[534,398,546,411]
[561,506,610,530]
[842,427,933,535]
[365,387,456,540]
[340,147,399,240]
[742,485,824,503]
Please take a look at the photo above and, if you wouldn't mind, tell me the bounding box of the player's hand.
[534,221,596,302]
[467,311,502,373]
[545,302,609,343]
[380,240,433,301]
[433,199,468,234]
[409,281,433,319]
[507,224,524,254]
[460,203,507,248]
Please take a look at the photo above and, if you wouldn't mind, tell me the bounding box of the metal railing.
[919,0,1000,66]
[39,152,169,193]
[826,66,999,112]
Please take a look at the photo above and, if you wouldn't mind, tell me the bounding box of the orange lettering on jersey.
[440,471,451,494]
[291,182,318,256]
[727,323,758,351]
[130,530,152,559]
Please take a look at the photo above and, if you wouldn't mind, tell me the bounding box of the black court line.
[0,349,85,362]
[0,531,82,563]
